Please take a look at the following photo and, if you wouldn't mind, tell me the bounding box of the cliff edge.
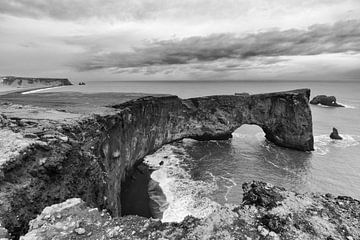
[0,89,313,238]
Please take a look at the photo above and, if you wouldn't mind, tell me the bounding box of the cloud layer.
[1,0,360,81]
[1,0,358,23]
[75,20,360,73]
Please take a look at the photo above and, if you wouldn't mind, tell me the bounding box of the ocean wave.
[219,176,237,202]
[337,102,356,109]
[144,144,220,223]
[21,86,64,95]
[232,132,265,140]
[314,103,356,109]
[314,134,360,155]
[262,156,300,175]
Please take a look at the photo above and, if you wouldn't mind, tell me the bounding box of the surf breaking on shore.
[144,143,221,222]
[314,134,360,155]
[21,86,65,95]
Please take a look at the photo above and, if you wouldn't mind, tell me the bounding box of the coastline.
[0,85,64,96]
[0,89,358,239]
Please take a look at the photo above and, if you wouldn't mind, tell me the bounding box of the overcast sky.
[1,0,360,81]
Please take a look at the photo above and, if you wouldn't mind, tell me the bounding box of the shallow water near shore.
[24,80,360,222]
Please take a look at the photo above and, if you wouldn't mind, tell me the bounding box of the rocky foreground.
[20,181,360,240]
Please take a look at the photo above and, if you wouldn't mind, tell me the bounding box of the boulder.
[310,95,344,107]
[330,127,343,140]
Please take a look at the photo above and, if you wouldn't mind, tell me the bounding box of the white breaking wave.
[315,102,356,109]
[314,134,360,155]
[337,103,356,109]
[144,144,220,223]
[21,86,64,95]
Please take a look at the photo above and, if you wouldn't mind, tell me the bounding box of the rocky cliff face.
[1,76,72,88]
[0,89,313,238]
[100,89,313,217]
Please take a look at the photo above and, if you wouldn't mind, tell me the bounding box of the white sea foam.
[144,144,220,223]
[315,102,356,109]
[263,157,299,175]
[316,104,332,108]
[314,134,360,155]
[21,86,64,95]
[337,102,356,109]
[232,132,265,140]
[219,176,237,202]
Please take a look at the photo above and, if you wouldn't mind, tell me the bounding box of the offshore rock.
[21,181,360,240]
[310,95,344,107]
[0,89,313,238]
[330,127,343,140]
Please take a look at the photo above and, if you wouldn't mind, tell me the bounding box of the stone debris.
[74,228,86,235]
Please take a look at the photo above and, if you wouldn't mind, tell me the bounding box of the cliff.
[0,89,313,238]
[1,76,72,88]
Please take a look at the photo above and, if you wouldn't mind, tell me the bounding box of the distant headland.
[1,76,72,88]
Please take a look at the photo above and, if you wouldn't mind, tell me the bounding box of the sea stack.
[310,95,344,107]
[330,127,343,140]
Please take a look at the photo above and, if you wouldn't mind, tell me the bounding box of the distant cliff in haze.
[1,76,73,88]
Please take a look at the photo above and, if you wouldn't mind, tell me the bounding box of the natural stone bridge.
[0,88,313,238]
[101,88,314,216]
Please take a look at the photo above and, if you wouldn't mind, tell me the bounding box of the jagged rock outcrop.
[310,95,344,107]
[330,127,343,140]
[0,89,313,238]
[1,76,72,88]
[21,181,360,240]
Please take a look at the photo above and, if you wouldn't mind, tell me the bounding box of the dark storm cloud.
[75,20,360,72]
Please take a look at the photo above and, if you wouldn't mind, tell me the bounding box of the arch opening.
[231,124,266,145]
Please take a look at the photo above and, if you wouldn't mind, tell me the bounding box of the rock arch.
[103,88,314,216]
[181,89,314,151]
[0,89,314,237]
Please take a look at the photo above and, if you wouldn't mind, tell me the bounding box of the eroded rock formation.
[330,127,343,140]
[100,89,313,218]
[310,95,344,107]
[0,89,313,238]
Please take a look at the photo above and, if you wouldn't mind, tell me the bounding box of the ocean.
[20,80,360,222]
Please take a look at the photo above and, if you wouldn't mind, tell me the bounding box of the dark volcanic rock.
[310,95,344,107]
[330,127,343,140]
[242,181,285,209]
